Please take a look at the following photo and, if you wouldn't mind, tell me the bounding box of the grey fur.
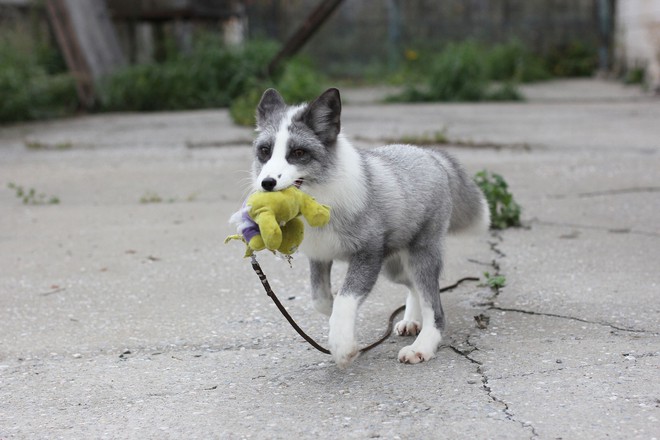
[256,89,286,128]
[252,88,489,365]
[307,145,473,329]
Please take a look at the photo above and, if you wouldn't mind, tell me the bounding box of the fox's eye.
[293,149,305,158]
[257,144,271,159]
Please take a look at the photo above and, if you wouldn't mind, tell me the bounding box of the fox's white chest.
[299,223,348,261]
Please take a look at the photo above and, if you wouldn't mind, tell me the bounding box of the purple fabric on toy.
[238,207,260,243]
[229,199,261,244]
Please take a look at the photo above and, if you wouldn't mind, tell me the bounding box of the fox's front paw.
[328,328,359,368]
[398,345,435,364]
[394,320,421,336]
[331,341,359,368]
[328,295,359,367]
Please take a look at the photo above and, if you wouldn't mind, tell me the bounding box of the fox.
[248,88,490,367]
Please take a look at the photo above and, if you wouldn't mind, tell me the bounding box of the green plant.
[139,192,163,204]
[482,271,506,289]
[485,40,551,83]
[474,170,522,229]
[624,67,645,85]
[25,140,73,150]
[229,57,325,126]
[99,38,279,112]
[8,182,60,205]
[0,27,77,123]
[392,129,450,145]
[139,191,198,204]
[229,87,264,126]
[388,41,524,103]
[544,41,597,77]
[486,81,525,101]
[275,58,324,103]
[426,41,489,101]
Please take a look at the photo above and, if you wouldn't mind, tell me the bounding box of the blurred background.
[0,0,658,125]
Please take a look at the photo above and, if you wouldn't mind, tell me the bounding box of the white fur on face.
[254,106,304,192]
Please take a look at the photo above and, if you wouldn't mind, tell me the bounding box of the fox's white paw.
[398,345,435,364]
[328,295,359,368]
[394,320,421,336]
[329,333,359,368]
[330,343,359,368]
[313,297,333,316]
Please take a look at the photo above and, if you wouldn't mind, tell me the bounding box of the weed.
[25,140,73,150]
[393,129,450,145]
[139,191,199,204]
[486,40,551,83]
[100,36,324,123]
[388,41,525,103]
[486,81,525,101]
[544,41,597,77]
[426,41,489,101]
[387,39,599,104]
[185,192,200,202]
[8,182,60,205]
[624,67,645,85]
[99,38,279,112]
[474,170,522,229]
[139,192,166,204]
[481,271,507,289]
[0,25,77,123]
[229,88,263,126]
[229,57,325,126]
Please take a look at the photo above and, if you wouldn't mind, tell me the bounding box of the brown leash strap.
[250,255,479,355]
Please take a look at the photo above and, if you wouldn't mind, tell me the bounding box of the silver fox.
[251,88,490,367]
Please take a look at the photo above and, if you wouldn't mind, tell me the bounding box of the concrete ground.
[0,79,659,439]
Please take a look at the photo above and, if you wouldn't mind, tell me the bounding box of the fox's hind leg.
[397,244,444,364]
[309,260,333,316]
[396,289,422,336]
[383,254,422,336]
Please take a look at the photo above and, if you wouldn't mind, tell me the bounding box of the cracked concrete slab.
[466,311,659,439]
[1,79,659,439]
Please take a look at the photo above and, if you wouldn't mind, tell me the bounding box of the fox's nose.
[261,177,277,191]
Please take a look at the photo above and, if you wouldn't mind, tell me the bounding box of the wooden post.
[46,0,126,108]
[267,0,345,76]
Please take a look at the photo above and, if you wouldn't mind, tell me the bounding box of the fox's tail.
[443,154,491,234]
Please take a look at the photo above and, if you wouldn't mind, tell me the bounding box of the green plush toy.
[225,186,331,257]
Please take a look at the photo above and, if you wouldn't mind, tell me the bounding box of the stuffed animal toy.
[226,187,330,256]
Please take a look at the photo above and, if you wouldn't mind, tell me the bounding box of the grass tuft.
[0,26,77,123]
[474,170,522,229]
[7,182,60,205]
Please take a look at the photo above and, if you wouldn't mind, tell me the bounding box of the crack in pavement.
[449,336,539,439]
[531,219,660,238]
[457,226,658,438]
[549,186,660,199]
[447,231,539,438]
[487,351,660,381]
[489,306,659,335]
[351,135,533,151]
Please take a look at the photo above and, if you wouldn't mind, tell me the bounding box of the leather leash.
[250,255,479,355]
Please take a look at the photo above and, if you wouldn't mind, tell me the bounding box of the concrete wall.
[615,0,660,91]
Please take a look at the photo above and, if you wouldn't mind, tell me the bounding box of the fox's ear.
[256,89,286,127]
[302,88,341,145]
